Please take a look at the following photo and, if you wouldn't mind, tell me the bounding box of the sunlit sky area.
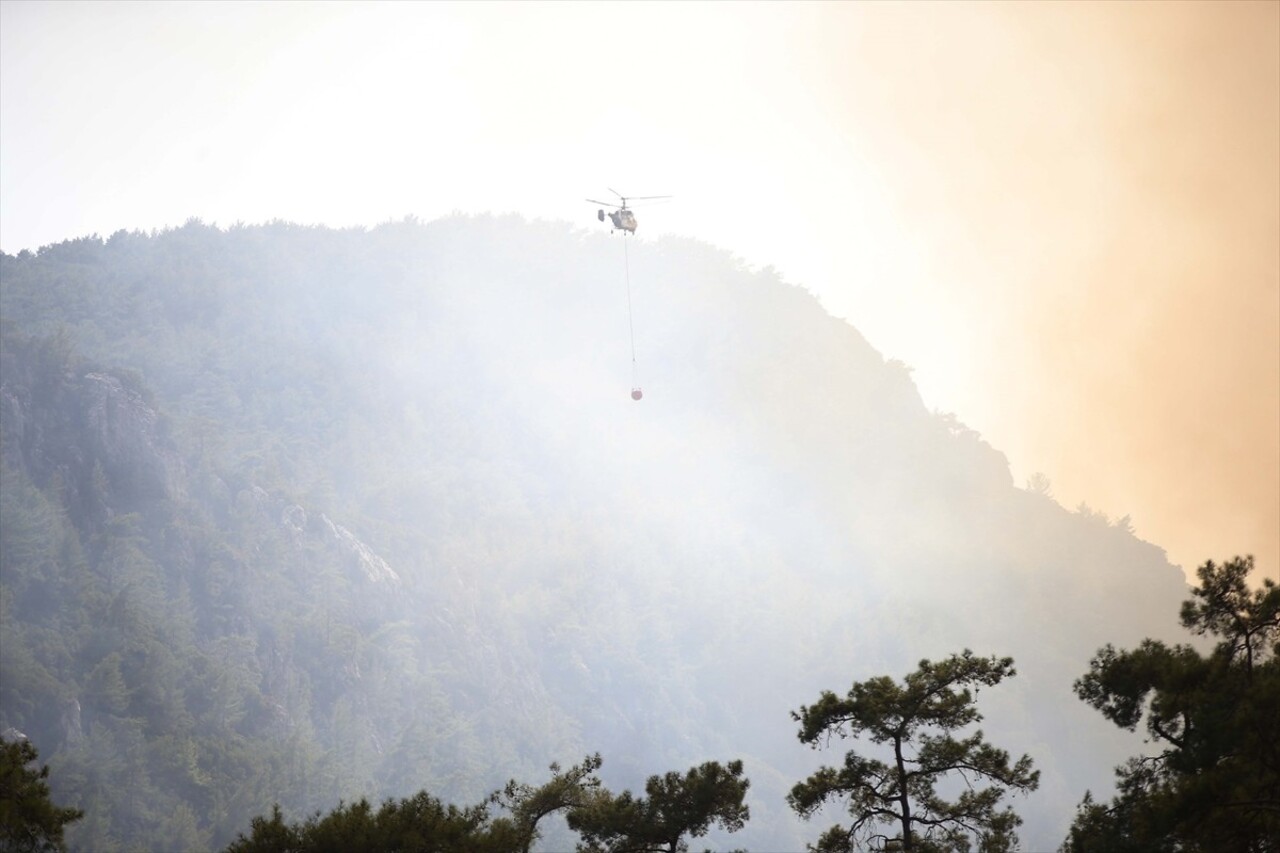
[2,1,1277,582]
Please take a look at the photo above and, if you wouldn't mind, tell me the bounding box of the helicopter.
[586,189,671,234]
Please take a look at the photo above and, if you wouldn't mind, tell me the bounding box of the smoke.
[2,1,1274,580]
[807,2,1279,579]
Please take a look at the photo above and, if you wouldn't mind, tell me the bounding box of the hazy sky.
[2,1,1276,581]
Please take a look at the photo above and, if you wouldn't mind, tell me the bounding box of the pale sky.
[2,1,1277,582]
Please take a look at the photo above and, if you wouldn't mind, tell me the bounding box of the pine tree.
[789,651,1039,852]
[0,737,83,852]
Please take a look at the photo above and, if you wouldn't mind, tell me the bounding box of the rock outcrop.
[235,485,401,587]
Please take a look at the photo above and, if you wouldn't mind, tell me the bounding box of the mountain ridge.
[1,215,1189,850]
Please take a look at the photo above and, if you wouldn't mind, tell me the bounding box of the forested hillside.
[0,217,1190,850]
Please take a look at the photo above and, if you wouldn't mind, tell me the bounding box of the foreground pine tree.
[1064,556,1280,853]
[789,650,1039,852]
[0,737,83,853]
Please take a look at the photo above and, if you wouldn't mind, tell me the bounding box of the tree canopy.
[1064,555,1280,852]
[224,754,748,853]
[223,793,516,853]
[788,650,1039,852]
[0,737,83,852]
[567,759,750,853]
[495,753,605,853]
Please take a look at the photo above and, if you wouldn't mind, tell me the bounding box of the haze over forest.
[1,1,1276,581]
[0,2,1277,852]
[0,215,1218,851]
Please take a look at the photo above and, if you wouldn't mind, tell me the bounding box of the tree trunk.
[895,733,913,852]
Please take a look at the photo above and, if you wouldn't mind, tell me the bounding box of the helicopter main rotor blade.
[625,195,673,201]
[585,198,619,207]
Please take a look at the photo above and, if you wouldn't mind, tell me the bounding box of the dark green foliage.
[1064,556,1280,852]
[789,651,1039,852]
[0,738,83,852]
[496,753,604,852]
[223,794,518,853]
[567,759,750,853]
[225,755,743,853]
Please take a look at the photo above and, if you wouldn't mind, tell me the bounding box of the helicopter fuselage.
[609,209,638,233]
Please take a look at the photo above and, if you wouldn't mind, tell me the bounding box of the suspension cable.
[624,236,638,387]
